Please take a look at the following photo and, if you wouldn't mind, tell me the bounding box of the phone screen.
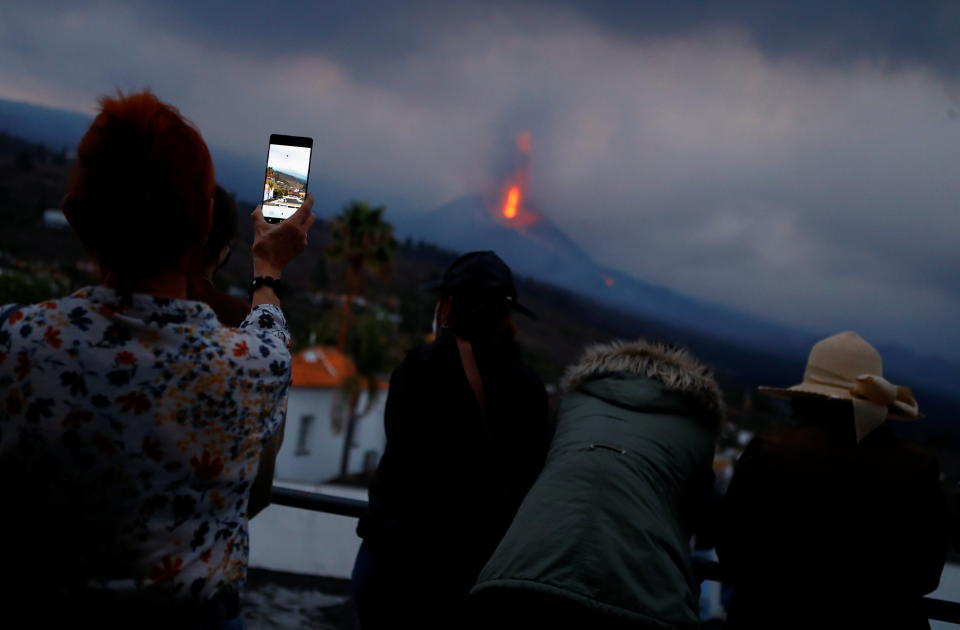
[262,135,312,222]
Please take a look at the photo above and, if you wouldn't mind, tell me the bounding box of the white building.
[275,346,388,484]
[42,208,69,229]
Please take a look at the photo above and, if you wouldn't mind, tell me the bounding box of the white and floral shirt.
[0,286,290,600]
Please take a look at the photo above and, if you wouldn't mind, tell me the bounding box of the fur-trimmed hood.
[561,339,725,423]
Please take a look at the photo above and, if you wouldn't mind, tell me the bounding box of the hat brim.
[758,385,922,420]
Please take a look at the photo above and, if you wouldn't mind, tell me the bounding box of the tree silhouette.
[326,201,396,350]
[325,200,397,479]
[336,311,398,478]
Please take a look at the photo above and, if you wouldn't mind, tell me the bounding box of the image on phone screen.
[263,135,312,222]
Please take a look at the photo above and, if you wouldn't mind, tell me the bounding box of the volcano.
[412,192,804,350]
[411,130,802,351]
[419,193,595,283]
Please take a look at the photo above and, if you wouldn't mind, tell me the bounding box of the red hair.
[64,91,215,282]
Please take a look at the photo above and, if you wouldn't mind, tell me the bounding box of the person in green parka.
[469,339,723,630]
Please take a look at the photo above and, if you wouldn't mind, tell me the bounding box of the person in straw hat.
[717,331,949,629]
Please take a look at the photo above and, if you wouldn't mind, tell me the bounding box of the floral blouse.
[0,286,290,600]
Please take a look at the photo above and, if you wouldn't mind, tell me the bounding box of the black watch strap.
[249,276,285,302]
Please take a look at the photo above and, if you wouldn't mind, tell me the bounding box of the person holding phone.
[0,91,315,629]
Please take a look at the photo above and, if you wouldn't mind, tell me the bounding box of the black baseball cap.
[426,251,536,319]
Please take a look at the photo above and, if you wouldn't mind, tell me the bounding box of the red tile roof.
[291,346,387,390]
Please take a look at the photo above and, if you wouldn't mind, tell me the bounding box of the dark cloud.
[560,0,960,75]
[19,1,959,78]
[146,1,960,79]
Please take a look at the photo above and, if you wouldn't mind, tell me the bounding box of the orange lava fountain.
[496,131,539,229]
[502,185,521,220]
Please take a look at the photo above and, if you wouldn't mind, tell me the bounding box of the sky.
[0,1,958,360]
[268,144,311,182]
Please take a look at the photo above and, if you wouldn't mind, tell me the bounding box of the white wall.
[275,387,387,484]
[249,482,366,578]
[930,563,960,630]
[349,388,388,474]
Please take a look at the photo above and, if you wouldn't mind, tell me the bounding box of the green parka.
[471,340,723,629]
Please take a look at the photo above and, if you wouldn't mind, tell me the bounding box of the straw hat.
[759,331,921,441]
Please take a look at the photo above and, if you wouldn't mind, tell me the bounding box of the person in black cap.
[351,251,550,629]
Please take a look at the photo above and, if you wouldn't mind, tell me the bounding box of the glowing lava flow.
[496,130,538,228]
[502,185,521,220]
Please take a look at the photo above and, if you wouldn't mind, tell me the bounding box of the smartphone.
[262,134,313,223]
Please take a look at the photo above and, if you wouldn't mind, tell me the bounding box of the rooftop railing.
[270,486,960,625]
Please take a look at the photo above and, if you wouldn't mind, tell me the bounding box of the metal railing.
[270,486,960,624]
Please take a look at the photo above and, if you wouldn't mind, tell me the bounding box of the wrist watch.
[248,276,285,302]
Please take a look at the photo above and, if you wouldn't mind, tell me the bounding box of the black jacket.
[357,331,549,585]
[717,422,949,629]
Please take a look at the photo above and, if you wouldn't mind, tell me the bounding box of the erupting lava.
[497,131,537,228]
[502,185,521,220]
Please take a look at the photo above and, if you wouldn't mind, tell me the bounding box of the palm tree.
[337,311,398,478]
[326,201,397,478]
[326,201,397,351]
